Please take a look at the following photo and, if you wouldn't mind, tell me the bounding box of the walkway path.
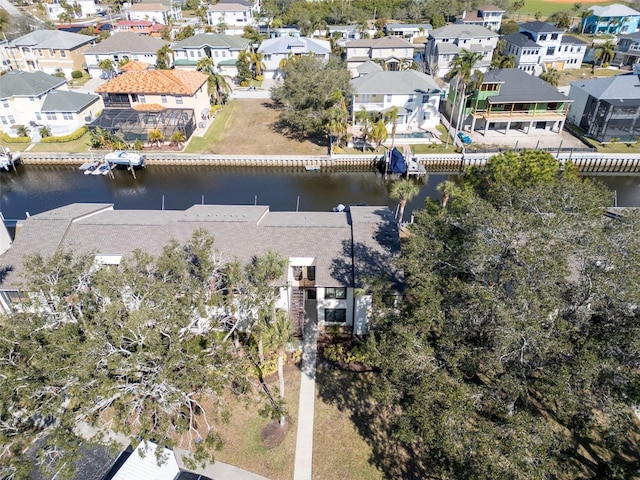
[293,317,319,479]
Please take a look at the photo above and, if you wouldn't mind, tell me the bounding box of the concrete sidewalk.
[293,316,319,480]
[174,448,269,480]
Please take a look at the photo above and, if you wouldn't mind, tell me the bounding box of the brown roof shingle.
[95,70,208,95]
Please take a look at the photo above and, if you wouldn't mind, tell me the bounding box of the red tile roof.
[95,69,208,95]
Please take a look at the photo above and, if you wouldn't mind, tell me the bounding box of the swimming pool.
[394,132,433,139]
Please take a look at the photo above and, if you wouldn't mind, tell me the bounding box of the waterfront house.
[0,70,103,138]
[171,33,250,77]
[1,30,95,77]
[384,23,432,41]
[114,20,166,37]
[92,68,208,141]
[424,24,498,78]
[351,70,442,133]
[0,203,400,335]
[258,35,331,78]
[84,32,169,79]
[447,68,571,136]
[206,0,259,35]
[614,32,640,67]
[44,0,97,21]
[123,2,182,25]
[581,4,640,35]
[567,73,640,143]
[345,37,415,75]
[455,5,505,32]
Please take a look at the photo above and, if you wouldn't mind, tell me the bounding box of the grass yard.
[29,133,90,153]
[0,141,30,152]
[184,99,327,155]
[510,0,617,19]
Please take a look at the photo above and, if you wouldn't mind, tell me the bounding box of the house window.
[138,94,146,103]
[60,50,66,58]
[264,53,271,61]
[190,50,194,57]
[176,96,183,105]
[1,99,8,108]
[8,115,15,124]
[325,308,347,323]
[307,289,317,300]
[29,97,35,102]
[62,112,73,120]
[292,266,303,280]
[325,287,346,299]
[38,49,43,57]
[161,95,167,103]
[45,112,57,121]
[386,94,392,102]
[35,112,41,121]
[422,95,429,103]
[306,266,315,281]
[49,49,55,56]
[0,116,6,125]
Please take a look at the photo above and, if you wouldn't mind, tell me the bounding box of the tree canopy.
[0,231,288,479]
[368,151,640,479]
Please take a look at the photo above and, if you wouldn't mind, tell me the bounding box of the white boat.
[104,150,146,167]
[0,147,18,171]
[82,161,100,175]
[93,163,114,176]
[305,165,321,171]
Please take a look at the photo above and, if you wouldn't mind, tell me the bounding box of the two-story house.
[206,0,259,35]
[45,0,97,21]
[1,30,95,77]
[351,70,442,135]
[567,73,640,143]
[172,33,250,77]
[455,5,505,32]
[0,203,400,336]
[384,23,432,41]
[0,70,103,138]
[123,1,182,25]
[345,37,415,75]
[92,68,208,141]
[514,21,587,72]
[581,3,640,35]
[425,24,498,78]
[448,68,572,137]
[614,32,640,67]
[322,25,368,46]
[258,35,331,77]
[84,33,170,78]
[114,20,166,37]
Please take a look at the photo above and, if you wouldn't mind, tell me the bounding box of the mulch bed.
[261,420,291,449]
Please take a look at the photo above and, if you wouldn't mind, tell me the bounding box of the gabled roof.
[346,37,415,48]
[172,33,250,50]
[95,69,208,95]
[570,73,640,101]
[519,21,562,33]
[429,24,498,39]
[41,90,101,112]
[119,60,151,71]
[619,31,640,40]
[590,3,640,17]
[351,70,440,95]
[503,32,540,48]
[482,68,571,103]
[8,29,94,50]
[0,71,66,98]
[356,60,383,75]
[85,32,168,54]
[258,36,331,55]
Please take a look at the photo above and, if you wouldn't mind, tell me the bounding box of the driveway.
[69,76,108,95]
[230,76,279,100]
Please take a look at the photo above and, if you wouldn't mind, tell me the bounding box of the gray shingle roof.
[172,33,249,50]
[0,204,399,289]
[385,23,432,30]
[503,32,540,48]
[569,73,640,101]
[9,30,94,50]
[429,24,498,39]
[85,32,169,54]
[0,71,66,98]
[41,90,101,113]
[351,70,440,95]
[482,68,571,103]
[519,21,562,33]
[258,36,330,55]
[561,35,587,45]
[590,3,640,17]
[356,61,383,75]
[346,37,415,48]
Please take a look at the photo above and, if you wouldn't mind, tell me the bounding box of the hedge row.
[0,131,30,143]
[41,126,88,143]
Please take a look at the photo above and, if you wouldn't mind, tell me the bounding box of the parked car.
[457,132,472,145]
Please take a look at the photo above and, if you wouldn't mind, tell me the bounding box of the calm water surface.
[1,165,638,220]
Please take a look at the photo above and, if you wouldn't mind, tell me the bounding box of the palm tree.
[540,68,560,87]
[58,12,72,24]
[326,107,348,153]
[196,56,215,74]
[118,58,131,69]
[390,179,420,224]
[248,51,266,78]
[147,128,165,148]
[370,119,388,150]
[384,106,399,149]
[447,49,484,138]
[155,45,174,70]
[98,58,115,79]
[208,72,232,105]
[499,54,516,68]
[170,130,186,148]
[39,126,52,138]
[580,8,593,34]
[355,107,372,152]
[266,311,294,426]
[593,41,615,72]
[16,125,30,138]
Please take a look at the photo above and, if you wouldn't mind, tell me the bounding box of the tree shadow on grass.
[260,101,330,147]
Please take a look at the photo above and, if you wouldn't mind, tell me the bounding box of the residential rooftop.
[519,21,563,33]
[481,68,572,103]
[8,29,95,50]
[95,69,208,95]
[86,32,169,54]
[346,37,415,48]
[570,73,640,101]
[429,24,498,39]
[172,33,250,50]
[258,36,331,54]
[0,71,66,98]
[589,3,640,17]
[351,70,440,95]
[40,90,101,113]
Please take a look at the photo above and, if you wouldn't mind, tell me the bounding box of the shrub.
[71,70,83,79]
[40,126,88,143]
[255,75,264,81]
[240,80,249,87]
[0,131,30,143]
[209,105,223,115]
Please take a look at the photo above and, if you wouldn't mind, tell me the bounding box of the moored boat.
[0,147,20,171]
[104,150,146,168]
[81,161,100,174]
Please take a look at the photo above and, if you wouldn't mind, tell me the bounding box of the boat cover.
[389,147,407,174]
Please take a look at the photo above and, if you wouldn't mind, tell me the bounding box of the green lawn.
[69,72,91,88]
[0,141,30,152]
[29,133,90,153]
[184,103,235,153]
[509,0,618,19]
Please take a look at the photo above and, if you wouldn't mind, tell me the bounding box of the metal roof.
[0,71,66,98]
[569,73,640,101]
[41,90,101,113]
[86,32,169,54]
[482,68,571,103]
[351,70,441,95]
[9,29,94,50]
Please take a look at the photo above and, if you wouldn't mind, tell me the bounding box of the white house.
[123,2,182,25]
[258,35,331,77]
[84,32,170,78]
[514,21,587,72]
[171,32,250,77]
[425,24,498,78]
[45,0,97,21]
[455,5,505,32]
[0,203,400,335]
[346,37,415,75]
[0,70,103,138]
[351,70,442,133]
[206,0,259,35]
[384,23,432,41]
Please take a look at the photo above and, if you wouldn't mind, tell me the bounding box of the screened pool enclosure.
[89,108,196,142]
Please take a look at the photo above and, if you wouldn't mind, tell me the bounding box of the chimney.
[462,10,466,19]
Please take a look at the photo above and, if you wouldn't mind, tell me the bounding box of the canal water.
[1,165,639,220]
